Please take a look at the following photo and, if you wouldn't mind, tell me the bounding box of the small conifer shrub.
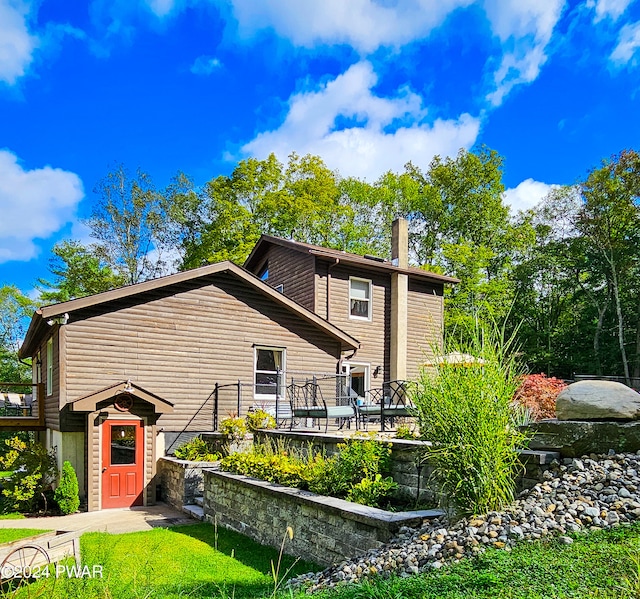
[54,460,80,515]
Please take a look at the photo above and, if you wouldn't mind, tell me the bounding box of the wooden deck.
[0,383,45,431]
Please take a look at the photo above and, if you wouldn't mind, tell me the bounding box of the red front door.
[101,420,144,509]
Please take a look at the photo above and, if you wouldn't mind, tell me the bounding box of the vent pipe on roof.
[390,218,408,382]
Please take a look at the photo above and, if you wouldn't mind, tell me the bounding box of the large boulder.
[556,380,640,421]
[526,420,640,457]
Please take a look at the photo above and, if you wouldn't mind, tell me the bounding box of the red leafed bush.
[513,374,567,421]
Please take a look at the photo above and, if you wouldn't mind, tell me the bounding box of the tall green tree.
[0,286,35,382]
[88,164,171,284]
[37,240,126,304]
[577,150,640,383]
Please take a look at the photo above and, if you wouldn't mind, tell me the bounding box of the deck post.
[237,379,241,417]
[213,383,219,431]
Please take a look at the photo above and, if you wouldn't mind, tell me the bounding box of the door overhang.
[69,381,174,414]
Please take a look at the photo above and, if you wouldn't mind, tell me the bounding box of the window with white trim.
[254,347,285,400]
[46,338,53,396]
[349,278,372,320]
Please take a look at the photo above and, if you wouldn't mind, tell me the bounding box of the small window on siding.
[46,338,53,396]
[349,278,372,320]
[254,347,285,400]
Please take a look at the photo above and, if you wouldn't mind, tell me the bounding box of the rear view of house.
[17,262,358,511]
[10,218,456,512]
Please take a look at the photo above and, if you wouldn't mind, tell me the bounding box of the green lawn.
[6,522,640,598]
[9,523,319,599]
[0,528,49,543]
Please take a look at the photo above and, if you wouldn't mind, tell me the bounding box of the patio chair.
[357,380,415,431]
[288,380,357,433]
[5,393,31,416]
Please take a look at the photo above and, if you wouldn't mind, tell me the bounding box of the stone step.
[194,496,204,507]
[182,504,205,521]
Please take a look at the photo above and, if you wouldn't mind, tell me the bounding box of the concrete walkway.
[0,503,198,534]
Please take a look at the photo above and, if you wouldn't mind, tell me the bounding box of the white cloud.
[484,0,565,106]
[241,61,480,180]
[611,21,640,65]
[503,178,557,213]
[587,0,632,22]
[190,55,222,75]
[0,0,39,85]
[0,150,84,262]
[144,0,179,18]
[228,0,473,54]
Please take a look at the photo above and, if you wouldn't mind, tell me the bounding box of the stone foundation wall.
[203,468,440,567]
[157,456,218,510]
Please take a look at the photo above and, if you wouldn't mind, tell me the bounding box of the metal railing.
[0,382,45,429]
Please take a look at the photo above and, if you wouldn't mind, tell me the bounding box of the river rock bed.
[291,451,640,593]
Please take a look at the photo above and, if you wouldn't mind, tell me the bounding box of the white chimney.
[390,218,408,382]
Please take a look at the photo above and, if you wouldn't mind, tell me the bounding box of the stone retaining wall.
[203,468,441,567]
[157,456,218,510]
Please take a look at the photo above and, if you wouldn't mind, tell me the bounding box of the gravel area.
[291,451,640,593]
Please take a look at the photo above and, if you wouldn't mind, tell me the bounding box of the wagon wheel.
[1,544,51,587]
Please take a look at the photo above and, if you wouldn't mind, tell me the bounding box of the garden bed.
[203,468,442,567]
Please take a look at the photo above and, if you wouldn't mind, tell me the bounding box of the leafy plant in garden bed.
[220,437,397,508]
[513,373,566,421]
[174,436,221,461]
[413,322,530,516]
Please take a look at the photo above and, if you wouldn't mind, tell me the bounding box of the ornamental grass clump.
[414,323,530,516]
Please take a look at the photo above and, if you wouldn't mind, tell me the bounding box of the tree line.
[2,147,639,382]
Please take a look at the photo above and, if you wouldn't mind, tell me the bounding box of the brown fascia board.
[245,234,460,285]
[70,380,174,413]
[19,261,359,358]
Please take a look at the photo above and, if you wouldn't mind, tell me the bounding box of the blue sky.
[1,0,640,296]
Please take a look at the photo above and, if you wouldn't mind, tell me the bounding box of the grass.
[0,513,25,520]
[0,528,49,543]
[6,521,640,598]
[6,522,318,599]
[305,523,640,599]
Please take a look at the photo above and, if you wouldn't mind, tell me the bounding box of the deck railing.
[0,382,45,430]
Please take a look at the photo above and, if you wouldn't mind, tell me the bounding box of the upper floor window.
[46,338,53,396]
[254,346,285,400]
[258,262,269,281]
[349,278,372,320]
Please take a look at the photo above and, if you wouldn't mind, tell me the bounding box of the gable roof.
[69,380,174,413]
[244,235,460,285]
[19,261,360,358]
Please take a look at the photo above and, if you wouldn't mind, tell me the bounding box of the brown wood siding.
[316,262,390,381]
[258,245,316,311]
[34,330,61,431]
[63,273,342,434]
[407,278,444,381]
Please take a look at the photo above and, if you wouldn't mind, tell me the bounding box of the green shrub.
[413,322,530,516]
[245,409,277,432]
[174,436,220,462]
[347,473,398,507]
[220,437,397,508]
[0,436,58,513]
[395,424,419,440]
[54,460,80,515]
[219,417,247,441]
